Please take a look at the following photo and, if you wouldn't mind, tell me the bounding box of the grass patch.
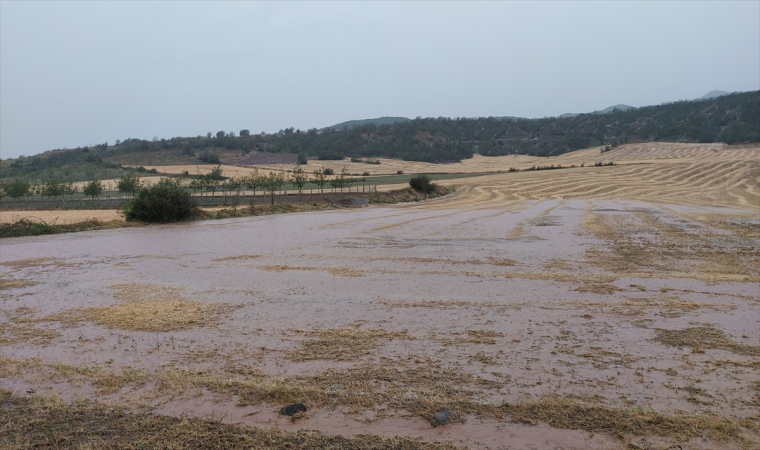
[655,326,760,356]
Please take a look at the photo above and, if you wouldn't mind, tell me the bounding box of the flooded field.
[1,144,759,449]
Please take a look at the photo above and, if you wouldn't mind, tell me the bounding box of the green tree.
[203,166,224,198]
[290,165,309,200]
[242,168,261,197]
[298,152,308,165]
[83,179,104,200]
[330,166,350,192]
[240,129,250,137]
[262,171,285,205]
[5,178,30,201]
[341,166,353,192]
[117,173,141,197]
[42,177,66,201]
[310,168,329,194]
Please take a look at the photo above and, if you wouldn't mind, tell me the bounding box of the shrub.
[362,172,370,176]
[298,152,308,165]
[397,170,403,175]
[323,168,334,175]
[409,175,436,194]
[121,178,199,223]
[198,153,221,164]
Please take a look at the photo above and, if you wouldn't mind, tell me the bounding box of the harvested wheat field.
[1,143,759,449]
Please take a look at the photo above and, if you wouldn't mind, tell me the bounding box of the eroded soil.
[1,194,758,449]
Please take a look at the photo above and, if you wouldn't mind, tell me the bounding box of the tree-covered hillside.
[2,91,757,181]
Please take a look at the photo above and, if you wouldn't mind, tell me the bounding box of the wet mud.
[1,198,758,449]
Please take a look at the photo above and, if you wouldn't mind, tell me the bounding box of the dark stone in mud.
[279,403,307,416]
[431,410,454,427]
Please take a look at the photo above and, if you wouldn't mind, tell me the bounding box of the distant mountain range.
[701,90,729,99]
[323,116,410,131]
[558,91,729,119]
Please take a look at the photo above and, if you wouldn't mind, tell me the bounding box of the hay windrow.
[654,326,760,356]
[0,278,36,291]
[436,329,505,346]
[211,254,262,262]
[259,264,364,277]
[553,295,734,318]
[0,257,77,270]
[284,327,413,361]
[503,396,754,442]
[574,283,624,295]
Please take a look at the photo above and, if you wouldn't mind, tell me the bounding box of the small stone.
[431,410,453,427]
[279,403,307,416]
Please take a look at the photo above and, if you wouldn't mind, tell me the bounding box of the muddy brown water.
[1,199,758,449]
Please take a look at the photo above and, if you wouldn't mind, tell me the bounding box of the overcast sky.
[1,1,758,159]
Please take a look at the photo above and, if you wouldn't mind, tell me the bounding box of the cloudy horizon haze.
[1,1,758,159]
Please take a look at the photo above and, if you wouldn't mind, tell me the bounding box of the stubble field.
[1,143,758,449]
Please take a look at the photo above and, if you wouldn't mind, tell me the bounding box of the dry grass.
[2,357,756,444]
[0,323,59,346]
[285,327,413,361]
[504,396,755,442]
[259,264,364,277]
[46,283,237,332]
[501,271,618,283]
[655,326,760,356]
[211,255,262,262]
[0,257,74,269]
[0,389,462,450]
[574,283,624,295]
[378,299,481,309]
[544,258,575,271]
[0,307,59,346]
[0,278,36,291]
[554,295,734,318]
[436,329,504,346]
[0,209,124,224]
[579,209,760,284]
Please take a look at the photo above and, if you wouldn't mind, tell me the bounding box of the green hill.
[2,91,758,181]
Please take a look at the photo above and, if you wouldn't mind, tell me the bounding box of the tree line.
[3,90,757,181]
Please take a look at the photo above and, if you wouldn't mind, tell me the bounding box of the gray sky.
[1,1,758,159]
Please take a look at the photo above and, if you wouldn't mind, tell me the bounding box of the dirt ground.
[1,143,759,449]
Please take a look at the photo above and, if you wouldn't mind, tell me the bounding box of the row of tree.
[0,166,359,205]
[186,166,355,204]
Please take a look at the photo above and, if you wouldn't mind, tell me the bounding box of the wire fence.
[0,184,378,210]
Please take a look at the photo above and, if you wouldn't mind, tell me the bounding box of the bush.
[198,153,221,164]
[397,170,403,175]
[298,153,308,165]
[323,168,334,175]
[362,171,370,176]
[121,178,199,223]
[409,175,436,194]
